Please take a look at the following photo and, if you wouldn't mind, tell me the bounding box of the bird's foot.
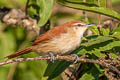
[48,51,56,63]
[70,54,79,64]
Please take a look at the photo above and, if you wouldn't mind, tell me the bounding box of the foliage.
[28,0,54,26]
[57,0,120,20]
[0,0,120,80]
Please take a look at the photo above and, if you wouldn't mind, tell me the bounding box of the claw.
[49,51,56,63]
[70,54,79,63]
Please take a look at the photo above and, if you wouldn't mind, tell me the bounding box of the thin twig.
[82,0,88,22]
[0,55,120,76]
[98,0,101,25]
[25,0,30,15]
[104,69,117,80]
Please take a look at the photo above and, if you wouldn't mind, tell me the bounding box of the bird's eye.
[74,23,85,28]
[77,24,81,26]
[76,23,85,27]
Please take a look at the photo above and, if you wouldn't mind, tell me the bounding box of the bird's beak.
[86,24,96,27]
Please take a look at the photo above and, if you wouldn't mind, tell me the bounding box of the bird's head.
[63,21,95,34]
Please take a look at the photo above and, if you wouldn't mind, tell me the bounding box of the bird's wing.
[33,25,67,44]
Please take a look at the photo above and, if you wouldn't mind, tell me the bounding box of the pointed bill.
[86,24,96,27]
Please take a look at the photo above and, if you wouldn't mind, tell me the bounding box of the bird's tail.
[6,46,36,59]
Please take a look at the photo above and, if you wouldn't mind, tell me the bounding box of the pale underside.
[33,27,86,56]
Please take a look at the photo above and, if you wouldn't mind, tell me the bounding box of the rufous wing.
[33,25,67,44]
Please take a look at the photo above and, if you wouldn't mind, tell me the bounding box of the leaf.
[26,60,48,79]
[111,32,120,39]
[111,24,120,39]
[44,61,72,80]
[57,0,120,20]
[86,0,98,4]
[112,0,120,4]
[37,0,54,26]
[110,52,117,60]
[94,41,120,51]
[74,47,87,56]
[112,24,120,33]
[88,25,99,35]
[99,0,106,7]
[100,27,110,36]
[62,0,99,7]
[90,49,106,57]
[81,36,113,47]
[80,41,120,57]
[81,67,100,80]
[54,76,62,80]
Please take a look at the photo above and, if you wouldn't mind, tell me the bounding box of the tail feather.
[6,46,35,59]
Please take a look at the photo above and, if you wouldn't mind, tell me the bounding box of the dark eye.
[77,24,81,26]
[74,23,85,28]
[76,23,85,27]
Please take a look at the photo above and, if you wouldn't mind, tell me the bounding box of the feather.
[6,46,35,59]
[33,25,67,44]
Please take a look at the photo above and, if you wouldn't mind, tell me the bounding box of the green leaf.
[86,0,98,4]
[111,24,120,39]
[100,27,110,36]
[80,41,120,57]
[111,32,120,39]
[78,40,120,58]
[27,60,48,80]
[112,0,120,4]
[94,41,120,51]
[112,24,120,33]
[81,36,113,47]
[81,67,100,80]
[37,0,54,26]
[99,0,106,7]
[110,52,117,60]
[44,61,72,80]
[88,25,99,35]
[61,0,99,7]
[57,0,120,20]
[54,76,62,80]
[90,49,106,57]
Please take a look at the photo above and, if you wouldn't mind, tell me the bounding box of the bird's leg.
[70,54,80,63]
[48,51,56,63]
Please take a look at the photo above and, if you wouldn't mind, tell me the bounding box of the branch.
[0,55,120,76]
[104,69,118,80]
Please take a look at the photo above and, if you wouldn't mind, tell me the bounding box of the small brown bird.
[6,21,94,61]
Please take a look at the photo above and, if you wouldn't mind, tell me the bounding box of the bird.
[6,20,95,61]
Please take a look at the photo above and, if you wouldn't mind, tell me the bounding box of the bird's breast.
[51,31,82,55]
